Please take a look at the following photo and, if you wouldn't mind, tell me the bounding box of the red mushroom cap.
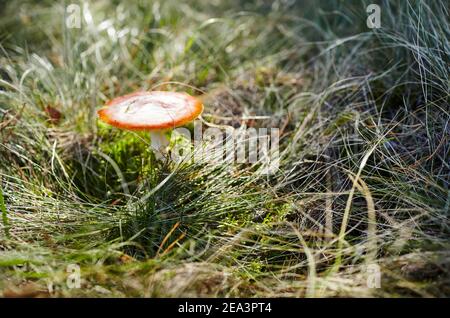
[97,91,203,131]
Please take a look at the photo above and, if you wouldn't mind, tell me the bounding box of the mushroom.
[97,91,203,159]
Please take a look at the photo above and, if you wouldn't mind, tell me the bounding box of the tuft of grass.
[0,185,9,238]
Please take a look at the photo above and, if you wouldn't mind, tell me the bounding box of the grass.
[0,0,449,297]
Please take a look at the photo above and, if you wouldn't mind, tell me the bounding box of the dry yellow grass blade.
[156,221,181,257]
[348,174,377,264]
[333,137,383,271]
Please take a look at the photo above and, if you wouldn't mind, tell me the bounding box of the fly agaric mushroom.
[97,91,203,158]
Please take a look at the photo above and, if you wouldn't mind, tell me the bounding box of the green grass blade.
[0,184,10,238]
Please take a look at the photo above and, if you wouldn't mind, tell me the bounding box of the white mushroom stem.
[150,131,170,159]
